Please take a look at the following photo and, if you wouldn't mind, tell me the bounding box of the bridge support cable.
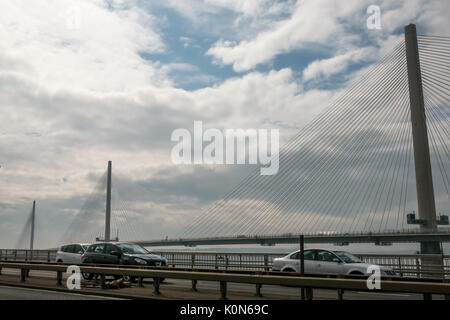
[15,202,35,249]
[181,43,409,238]
[180,40,425,239]
[59,171,107,244]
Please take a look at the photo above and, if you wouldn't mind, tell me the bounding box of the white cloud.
[206,0,449,72]
[206,0,368,72]
[302,47,375,82]
[0,0,168,92]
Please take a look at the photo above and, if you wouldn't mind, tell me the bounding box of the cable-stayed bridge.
[14,25,450,254]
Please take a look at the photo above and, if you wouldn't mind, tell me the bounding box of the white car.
[56,243,90,264]
[272,249,397,276]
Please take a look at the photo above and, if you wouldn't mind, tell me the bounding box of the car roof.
[89,242,137,245]
[290,248,346,253]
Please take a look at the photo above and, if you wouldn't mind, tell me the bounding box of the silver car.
[56,243,90,264]
[272,249,397,276]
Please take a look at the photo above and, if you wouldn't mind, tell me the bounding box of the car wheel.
[82,272,94,280]
[56,260,63,263]
[282,268,296,272]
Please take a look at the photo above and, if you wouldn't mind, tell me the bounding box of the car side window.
[104,244,117,255]
[67,245,76,253]
[317,250,336,262]
[94,244,105,253]
[87,245,96,252]
[73,245,83,254]
[290,250,315,260]
[303,250,315,260]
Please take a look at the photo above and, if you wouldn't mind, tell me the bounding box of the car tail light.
[81,253,85,259]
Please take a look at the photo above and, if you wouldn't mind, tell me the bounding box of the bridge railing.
[1,249,449,278]
[0,249,56,263]
[357,254,450,279]
[154,251,285,271]
[154,251,450,279]
[1,261,449,300]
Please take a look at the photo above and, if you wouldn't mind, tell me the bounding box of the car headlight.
[134,258,147,265]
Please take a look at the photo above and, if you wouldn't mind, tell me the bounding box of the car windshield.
[333,251,361,263]
[116,243,149,254]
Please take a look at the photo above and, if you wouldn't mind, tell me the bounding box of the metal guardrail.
[153,251,450,278]
[1,249,449,279]
[0,261,449,300]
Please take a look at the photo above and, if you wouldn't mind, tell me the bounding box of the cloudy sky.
[0,0,449,248]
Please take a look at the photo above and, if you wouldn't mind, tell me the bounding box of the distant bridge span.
[135,232,450,247]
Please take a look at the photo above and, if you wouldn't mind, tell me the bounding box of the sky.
[0,0,449,249]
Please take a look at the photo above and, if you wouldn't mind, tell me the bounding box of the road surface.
[0,268,439,300]
[0,285,121,300]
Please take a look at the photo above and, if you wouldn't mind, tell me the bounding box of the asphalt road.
[0,269,438,300]
[0,285,120,300]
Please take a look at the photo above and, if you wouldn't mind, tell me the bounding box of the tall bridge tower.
[405,24,440,254]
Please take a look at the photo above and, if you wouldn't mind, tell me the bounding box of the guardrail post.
[47,251,51,263]
[255,283,263,297]
[306,287,314,300]
[138,276,144,288]
[423,293,432,300]
[14,250,17,261]
[56,270,62,286]
[172,253,175,268]
[337,289,344,300]
[416,258,420,278]
[191,254,195,270]
[398,257,403,277]
[264,255,269,272]
[191,280,198,291]
[153,277,161,295]
[0,266,2,275]
[20,268,26,282]
[215,254,218,270]
[225,256,229,271]
[100,274,106,289]
[219,281,227,300]
[300,235,305,300]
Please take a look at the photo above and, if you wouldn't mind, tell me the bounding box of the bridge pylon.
[404,24,440,255]
[105,160,112,242]
[30,200,35,250]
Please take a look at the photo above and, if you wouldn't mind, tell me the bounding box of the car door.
[90,243,106,264]
[104,244,120,265]
[65,245,77,263]
[71,244,84,264]
[315,250,344,275]
[287,250,316,273]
